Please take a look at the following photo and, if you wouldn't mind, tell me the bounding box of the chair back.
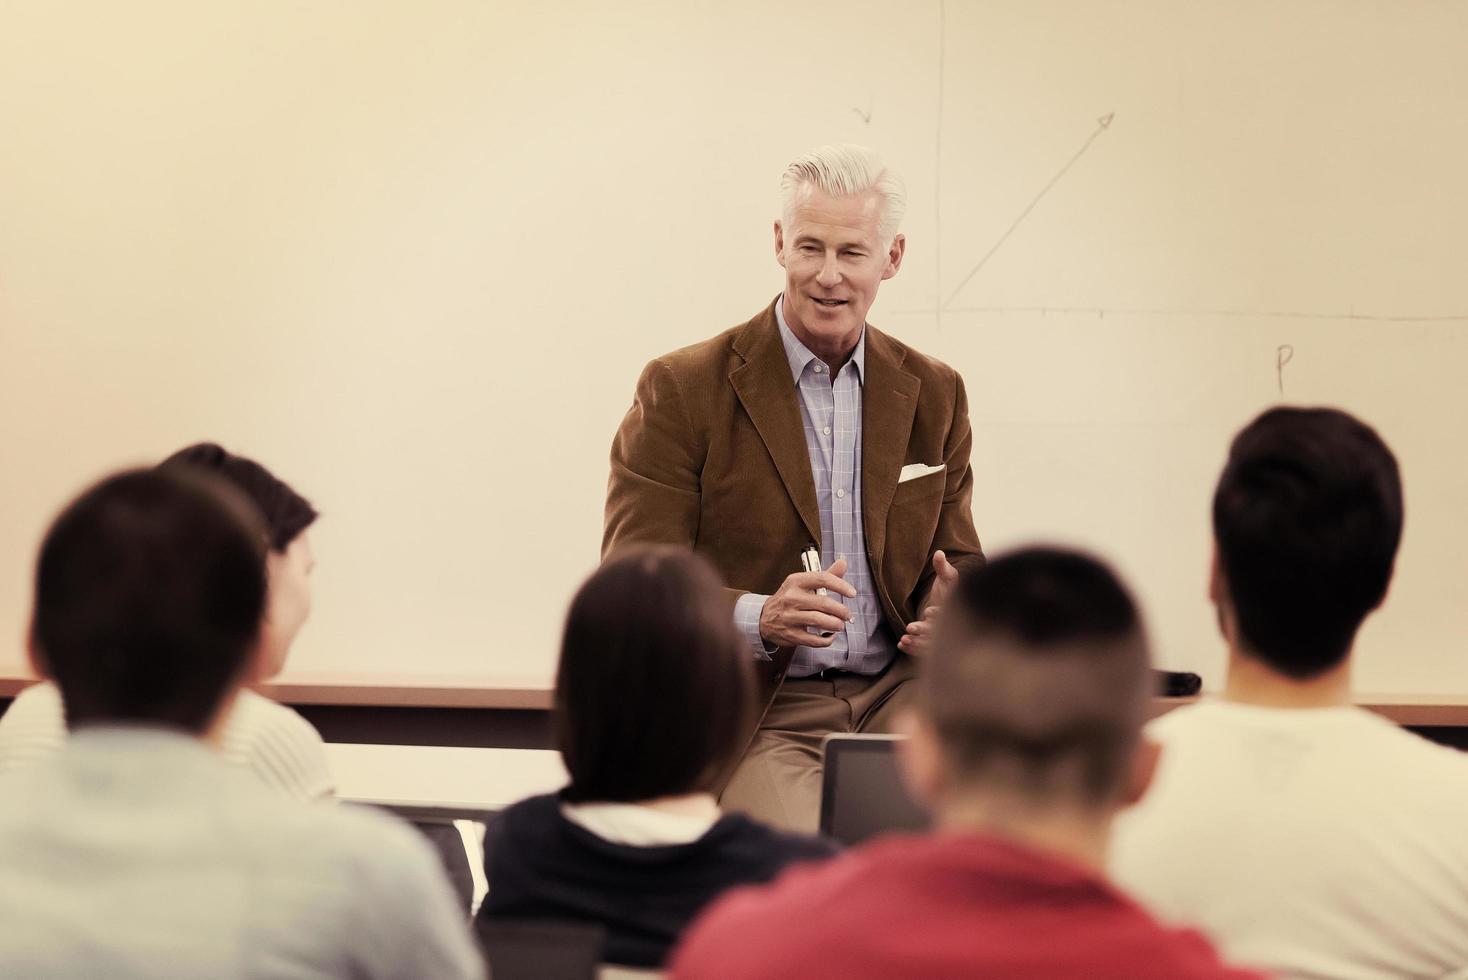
[476,918,606,980]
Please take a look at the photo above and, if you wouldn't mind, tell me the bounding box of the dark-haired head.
[30,468,268,733]
[159,443,317,680]
[1212,407,1402,680]
[555,546,755,803]
[915,547,1152,810]
[158,443,317,552]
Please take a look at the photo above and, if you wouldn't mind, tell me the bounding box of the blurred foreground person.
[1113,408,1468,979]
[0,468,481,979]
[671,548,1261,980]
[477,546,835,969]
[0,443,332,801]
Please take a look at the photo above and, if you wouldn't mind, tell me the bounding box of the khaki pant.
[719,655,918,833]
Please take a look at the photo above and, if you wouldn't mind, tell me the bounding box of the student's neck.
[1223,647,1353,708]
[200,689,240,751]
[632,792,720,817]
[934,795,1112,873]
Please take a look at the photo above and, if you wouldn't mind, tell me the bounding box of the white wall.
[1,1,1464,691]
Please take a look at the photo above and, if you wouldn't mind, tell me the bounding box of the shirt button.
[837,488,846,499]
[814,364,825,374]
[823,426,831,436]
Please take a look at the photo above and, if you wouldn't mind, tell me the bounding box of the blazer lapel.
[730,305,822,546]
[861,325,921,567]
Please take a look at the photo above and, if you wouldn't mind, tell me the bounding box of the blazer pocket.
[891,467,946,508]
[898,462,945,484]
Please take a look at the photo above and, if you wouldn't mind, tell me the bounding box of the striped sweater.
[0,681,334,802]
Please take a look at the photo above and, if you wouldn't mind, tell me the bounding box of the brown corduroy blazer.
[603,299,984,721]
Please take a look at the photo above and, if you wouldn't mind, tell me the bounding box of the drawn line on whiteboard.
[942,111,1115,310]
[1276,344,1294,397]
[890,305,1468,323]
[933,0,946,333]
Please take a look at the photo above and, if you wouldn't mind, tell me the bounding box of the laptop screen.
[819,734,932,846]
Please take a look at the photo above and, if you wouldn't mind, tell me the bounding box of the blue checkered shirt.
[732,296,896,677]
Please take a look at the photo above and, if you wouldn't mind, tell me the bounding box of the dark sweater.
[476,793,838,968]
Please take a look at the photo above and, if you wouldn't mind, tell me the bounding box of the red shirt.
[669,832,1266,980]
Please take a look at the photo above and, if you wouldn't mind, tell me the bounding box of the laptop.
[819,733,931,846]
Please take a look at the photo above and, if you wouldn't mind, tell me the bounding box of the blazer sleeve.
[911,371,985,612]
[603,357,704,558]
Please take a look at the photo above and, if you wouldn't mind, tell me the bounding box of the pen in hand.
[802,543,835,637]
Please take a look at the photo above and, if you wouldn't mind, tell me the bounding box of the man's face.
[775,185,905,354]
[256,532,315,681]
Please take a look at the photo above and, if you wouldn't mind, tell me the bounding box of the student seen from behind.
[476,545,837,969]
[0,467,481,979]
[1111,407,1468,979]
[0,443,332,801]
[670,547,1263,980]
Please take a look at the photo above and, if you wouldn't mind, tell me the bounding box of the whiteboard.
[1,0,1465,692]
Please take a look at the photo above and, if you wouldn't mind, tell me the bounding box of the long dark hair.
[555,546,755,803]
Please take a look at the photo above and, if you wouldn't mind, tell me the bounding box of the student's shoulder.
[250,791,442,887]
[1361,711,1468,796]
[1135,923,1267,980]
[237,793,483,975]
[719,813,840,863]
[0,680,64,730]
[693,835,875,924]
[0,681,66,767]
[0,764,54,828]
[1074,888,1265,980]
[1144,700,1233,741]
[230,688,317,735]
[493,791,562,828]
[670,849,872,978]
[223,691,334,799]
[483,793,569,861]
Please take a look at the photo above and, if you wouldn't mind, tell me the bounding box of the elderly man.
[604,144,984,831]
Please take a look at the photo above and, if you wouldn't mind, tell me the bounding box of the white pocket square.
[898,462,945,483]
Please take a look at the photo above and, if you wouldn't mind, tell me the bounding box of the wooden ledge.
[6,668,1468,725]
[0,669,555,711]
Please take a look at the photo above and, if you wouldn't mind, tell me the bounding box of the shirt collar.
[774,294,865,385]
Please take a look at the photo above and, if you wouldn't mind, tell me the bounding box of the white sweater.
[0,681,334,802]
[1111,701,1468,980]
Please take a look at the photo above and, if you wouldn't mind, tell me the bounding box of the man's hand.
[759,557,857,649]
[898,550,960,657]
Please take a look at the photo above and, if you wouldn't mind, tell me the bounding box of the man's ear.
[773,219,787,268]
[895,710,942,810]
[881,233,906,280]
[1121,736,1161,809]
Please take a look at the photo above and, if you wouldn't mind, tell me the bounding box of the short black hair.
[924,547,1150,806]
[32,468,268,733]
[158,443,317,552]
[1213,407,1402,679]
[555,546,755,803]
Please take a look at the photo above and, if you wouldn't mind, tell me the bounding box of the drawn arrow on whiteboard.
[943,112,1115,310]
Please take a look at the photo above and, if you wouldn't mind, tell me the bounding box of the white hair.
[779,143,908,246]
